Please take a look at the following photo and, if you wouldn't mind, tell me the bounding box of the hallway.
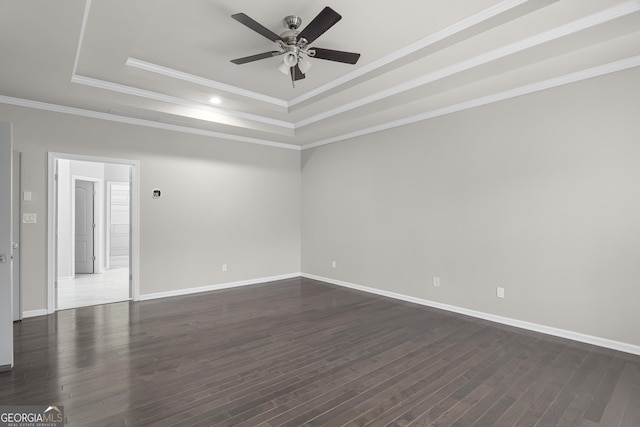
[57,268,129,310]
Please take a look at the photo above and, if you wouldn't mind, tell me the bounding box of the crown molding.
[8,1,640,152]
[70,1,640,139]
[70,74,294,130]
[295,1,640,128]
[0,95,301,151]
[301,55,640,150]
[287,0,532,107]
[125,58,288,108]
[3,55,638,153]
[72,0,92,77]
[120,0,533,111]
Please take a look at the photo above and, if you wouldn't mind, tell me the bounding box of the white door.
[0,123,14,370]
[74,180,95,274]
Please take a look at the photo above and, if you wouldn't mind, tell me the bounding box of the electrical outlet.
[222,264,227,272]
[23,213,37,224]
[497,287,505,298]
[433,276,440,287]
[332,261,337,268]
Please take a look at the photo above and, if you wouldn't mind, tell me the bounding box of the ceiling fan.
[230,7,361,87]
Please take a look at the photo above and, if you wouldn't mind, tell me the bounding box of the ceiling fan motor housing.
[281,15,305,46]
[279,29,300,45]
[283,15,302,30]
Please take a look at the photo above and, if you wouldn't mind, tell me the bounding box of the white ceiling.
[1,0,639,150]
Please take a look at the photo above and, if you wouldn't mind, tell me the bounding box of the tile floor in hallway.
[57,267,130,310]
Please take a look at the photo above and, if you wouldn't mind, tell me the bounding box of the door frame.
[72,176,100,276]
[12,151,21,321]
[47,152,140,313]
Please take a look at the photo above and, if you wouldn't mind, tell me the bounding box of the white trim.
[71,0,92,76]
[288,0,530,107]
[74,0,283,109]
[0,95,300,151]
[301,55,640,150]
[24,271,640,355]
[129,163,141,301]
[3,54,640,153]
[23,309,49,319]
[125,1,531,109]
[70,75,294,129]
[301,273,640,356]
[295,1,640,128]
[125,58,289,108]
[140,273,301,301]
[62,0,640,148]
[46,155,57,313]
[4,54,639,152]
[47,153,142,314]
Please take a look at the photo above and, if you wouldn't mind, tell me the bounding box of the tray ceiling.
[1,0,639,150]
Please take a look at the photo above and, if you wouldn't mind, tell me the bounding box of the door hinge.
[92,255,96,261]
[92,223,96,229]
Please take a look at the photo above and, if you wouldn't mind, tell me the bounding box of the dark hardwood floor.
[1,277,639,426]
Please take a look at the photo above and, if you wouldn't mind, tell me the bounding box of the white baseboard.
[140,273,301,301]
[21,272,640,356]
[302,273,640,357]
[22,309,49,319]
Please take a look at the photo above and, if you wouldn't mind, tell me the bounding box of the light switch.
[23,213,37,224]
[23,191,32,201]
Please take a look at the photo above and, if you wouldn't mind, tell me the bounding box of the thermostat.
[152,189,162,199]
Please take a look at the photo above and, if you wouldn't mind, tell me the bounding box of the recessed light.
[209,97,222,105]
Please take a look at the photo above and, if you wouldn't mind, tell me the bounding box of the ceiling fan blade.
[231,13,282,42]
[292,65,306,81]
[311,48,360,64]
[297,7,341,44]
[231,51,280,65]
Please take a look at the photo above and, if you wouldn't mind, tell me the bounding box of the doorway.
[47,153,140,313]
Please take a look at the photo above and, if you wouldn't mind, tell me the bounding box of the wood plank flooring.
[2,277,639,426]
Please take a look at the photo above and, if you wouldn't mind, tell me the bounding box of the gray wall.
[302,68,640,347]
[3,67,639,349]
[1,105,301,312]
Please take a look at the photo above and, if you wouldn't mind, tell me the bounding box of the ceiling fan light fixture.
[283,51,298,67]
[278,61,291,75]
[298,57,312,74]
